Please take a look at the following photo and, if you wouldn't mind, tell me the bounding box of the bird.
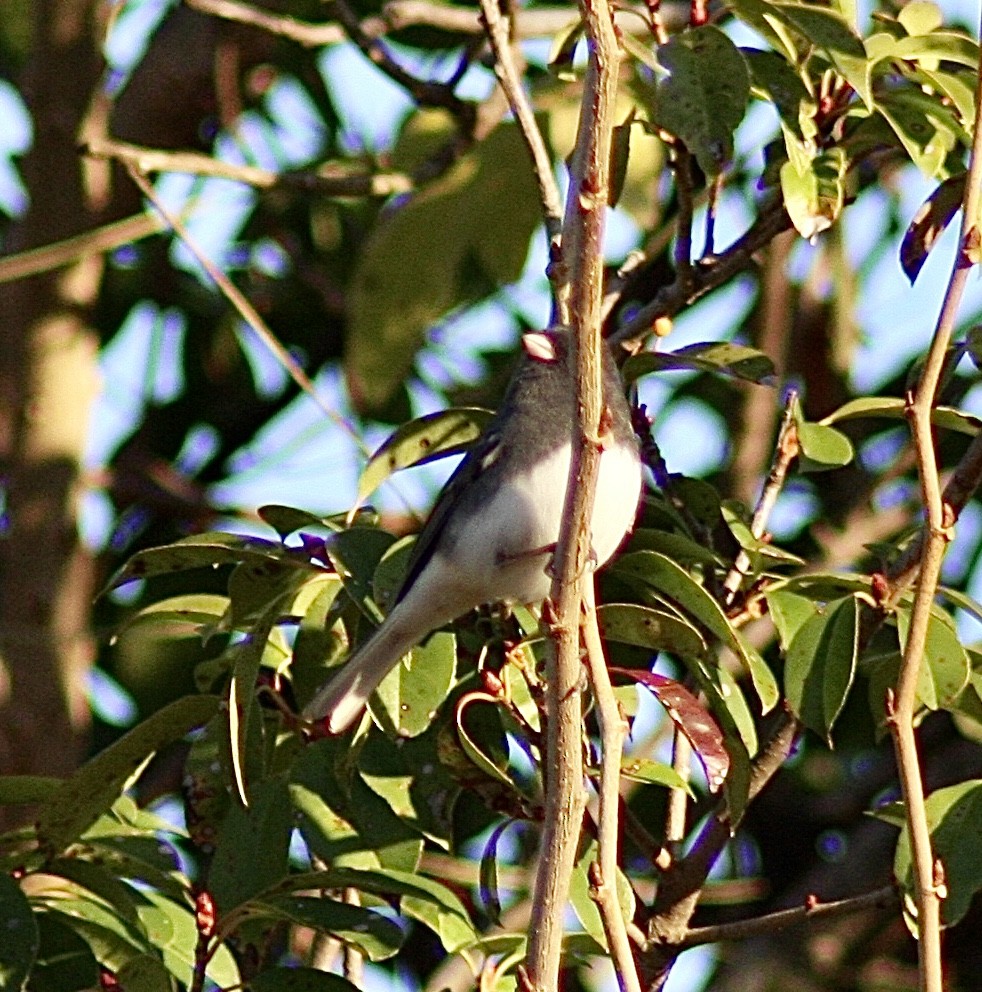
[302,328,643,734]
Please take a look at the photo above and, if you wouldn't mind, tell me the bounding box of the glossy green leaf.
[897,607,970,709]
[596,602,707,658]
[780,147,847,241]
[624,341,775,385]
[356,407,493,509]
[795,419,854,471]
[784,596,860,741]
[30,913,100,991]
[619,756,692,793]
[765,588,820,650]
[0,775,62,805]
[251,896,405,961]
[291,740,424,872]
[479,819,516,924]
[370,631,456,738]
[876,89,965,179]
[325,527,398,623]
[743,48,811,131]
[894,779,982,929]
[651,25,750,176]
[208,778,294,916]
[37,695,219,857]
[822,395,982,434]
[568,839,636,950]
[250,968,361,991]
[115,953,175,992]
[610,551,780,712]
[358,728,460,844]
[0,873,38,990]
[626,528,723,568]
[898,0,943,35]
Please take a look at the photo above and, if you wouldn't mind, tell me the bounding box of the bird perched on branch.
[302,328,643,734]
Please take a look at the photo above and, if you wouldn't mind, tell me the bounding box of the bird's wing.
[394,425,505,604]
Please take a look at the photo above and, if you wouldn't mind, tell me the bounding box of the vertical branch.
[891,25,982,992]
[582,583,642,992]
[525,0,622,987]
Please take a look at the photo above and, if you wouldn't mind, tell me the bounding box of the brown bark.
[0,0,104,792]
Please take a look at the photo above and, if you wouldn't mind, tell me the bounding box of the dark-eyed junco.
[302,328,643,733]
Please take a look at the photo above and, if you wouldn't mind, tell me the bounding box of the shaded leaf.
[251,896,404,961]
[597,603,707,658]
[479,819,517,925]
[651,25,750,176]
[897,606,970,709]
[0,873,38,990]
[347,121,542,413]
[624,341,775,384]
[37,696,219,857]
[356,408,493,509]
[568,839,635,950]
[900,174,965,283]
[784,596,860,741]
[894,779,982,929]
[250,968,361,991]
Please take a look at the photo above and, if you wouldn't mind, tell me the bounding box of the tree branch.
[887,22,982,992]
[583,583,642,992]
[527,0,622,985]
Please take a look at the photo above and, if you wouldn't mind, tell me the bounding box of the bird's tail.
[301,606,419,734]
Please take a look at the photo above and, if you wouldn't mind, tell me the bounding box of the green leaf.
[325,527,398,623]
[357,728,460,844]
[618,756,692,792]
[650,25,750,176]
[356,407,493,509]
[765,589,820,650]
[609,551,780,712]
[252,896,404,961]
[822,396,982,434]
[894,31,979,70]
[743,48,811,131]
[250,968,361,991]
[140,891,241,988]
[596,602,707,658]
[479,819,516,924]
[37,696,219,857]
[369,631,456,738]
[568,839,636,950]
[784,596,860,741]
[609,111,634,209]
[30,913,100,991]
[773,3,872,106]
[624,341,775,385]
[0,873,38,990]
[898,1,943,36]
[780,147,847,241]
[115,953,176,992]
[290,740,424,872]
[0,775,63,805]
[896,607,970,710]
[626,528,723,568]
[207,778,294,916]
[876,89,965,179]
[894,780,982,929]
[795,420,854,471]
[105,533,314,592]
[347,120,543,414]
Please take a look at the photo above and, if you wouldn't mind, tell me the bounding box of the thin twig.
[0,210,166,285]
[478,0,564,258]
[124,166,369,456]
[663,732,691,848]
[186,0,346,44]
[582,583,643,992]
[672,146,695,293]
[86,136,413,197]
[609,197,791,347]
[722,391,799,604]
[384,0,688,36]
[678,885,898,949]
[527,0,621,984]
[889,23,982,992]
[331,0,474,119]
